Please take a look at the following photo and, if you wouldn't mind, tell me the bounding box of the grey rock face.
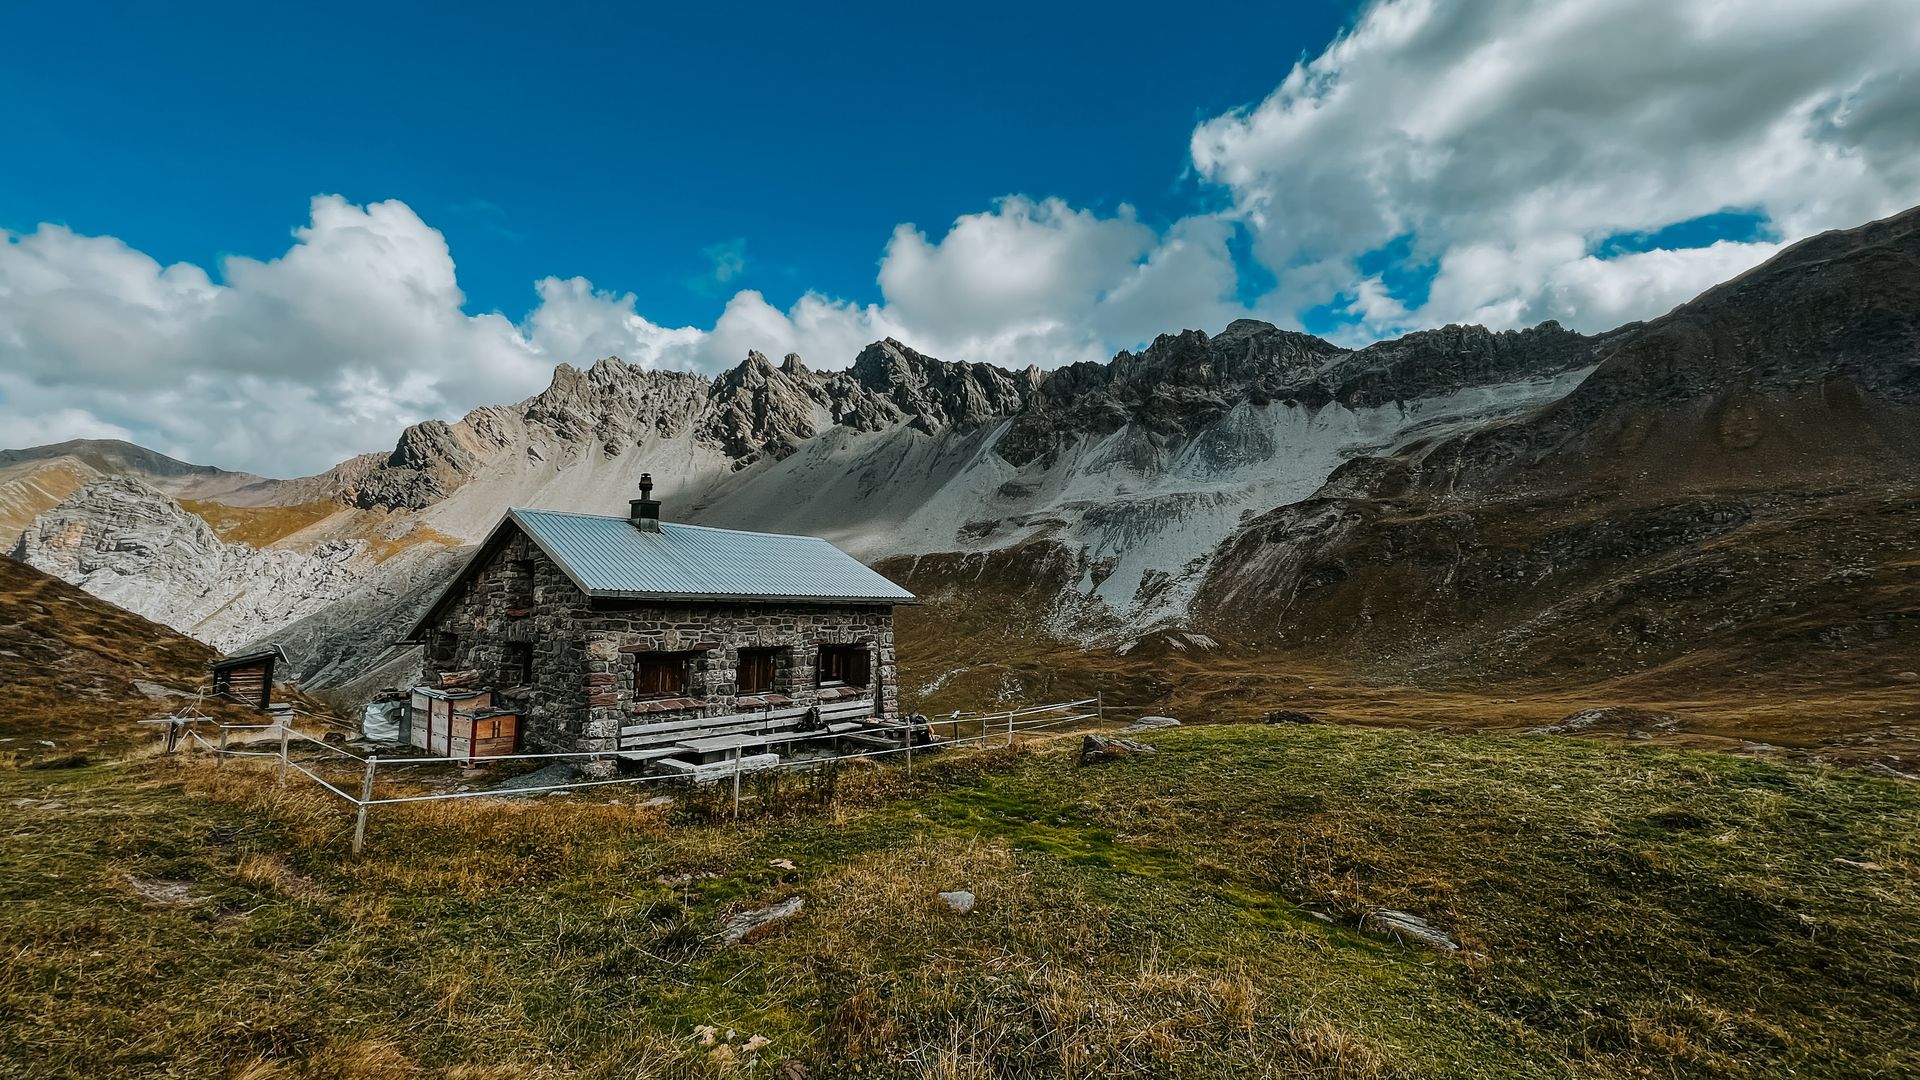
[344,360,712,510]
[701,352,831,466]
[840,338,1033,434]
[992,318,1599,469]
[13,477,372,653]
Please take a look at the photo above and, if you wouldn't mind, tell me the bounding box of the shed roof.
[209,645,284,672]
[406,509,914,641]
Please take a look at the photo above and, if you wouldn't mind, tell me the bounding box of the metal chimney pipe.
[629,472,662,531]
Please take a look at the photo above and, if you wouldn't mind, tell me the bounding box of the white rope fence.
[151,695,1133,854]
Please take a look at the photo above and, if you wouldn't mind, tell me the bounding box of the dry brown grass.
[0,558,332,760]
[7,716,1917,1078]
[179,499,346,547]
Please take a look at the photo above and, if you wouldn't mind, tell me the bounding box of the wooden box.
[410,687,518,764]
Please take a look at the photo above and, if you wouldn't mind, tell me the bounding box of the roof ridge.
[509,507,831,543]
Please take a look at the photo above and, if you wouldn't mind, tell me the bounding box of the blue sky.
[3,0,1914,475]
[0,0,1351,331]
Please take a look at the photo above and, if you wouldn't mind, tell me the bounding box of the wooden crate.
[409,687,512,764]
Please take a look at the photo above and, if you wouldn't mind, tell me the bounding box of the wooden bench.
[653,753,780,783]
[619,714,802,752]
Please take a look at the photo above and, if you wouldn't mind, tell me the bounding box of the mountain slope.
[0,556,253,757]
[0,440,281,540]
[11,477,403,653]
[1193,207,1920,690]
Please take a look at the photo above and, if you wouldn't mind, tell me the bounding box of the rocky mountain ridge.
[318,318,1606,517]
[9,205,1918,705]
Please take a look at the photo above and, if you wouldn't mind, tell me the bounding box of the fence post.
[216,723,229,765]
[165,717,181,755]
[905,715,914,776]
[352,754,377,855]
[1096,690,1104,725]
[732,745,742,818]
[1006,709,1014,749]
[277,719,291,785]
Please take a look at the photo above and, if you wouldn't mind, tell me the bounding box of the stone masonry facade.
[418,527,899,753]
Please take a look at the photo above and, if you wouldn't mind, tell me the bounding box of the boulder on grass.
[1363,909,1459,951]
[1079,734,1156,766]
[720,896,805,945]
[1123,715,1181,732]
[1263,710,1322,725]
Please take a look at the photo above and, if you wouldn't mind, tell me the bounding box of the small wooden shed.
[210,648,279,710]
[409,686,520,765]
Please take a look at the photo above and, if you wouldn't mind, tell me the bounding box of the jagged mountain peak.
[702,350,835,466]
[843,338,1032,435]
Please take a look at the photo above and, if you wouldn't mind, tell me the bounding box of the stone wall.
[419,527,899,754]
[576,602,897,753]
[420,530,587,750]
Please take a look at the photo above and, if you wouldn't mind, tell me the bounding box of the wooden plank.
[654,753,781,782]
[677,733,777,755]
[615,747,684,763]
[619,713,801,740]
[620,718,803,750]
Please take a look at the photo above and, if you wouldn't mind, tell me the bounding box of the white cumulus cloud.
[0,194,1242,475]
[1194,0,1920,338]
[5,0,1918,476]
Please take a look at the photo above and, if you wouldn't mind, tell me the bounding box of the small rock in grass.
[126,875,207,907]
[938,890,976,914]
[1122,715,1181,732]
[769,858,797,871]
[1079,734,1156,766]
[1363,909,1459,952]
[1263,710,1321,725]
[1530,706,1683,738]
[1894,671,1919,682]
[720,896,804,945]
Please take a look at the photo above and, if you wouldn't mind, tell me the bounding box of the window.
[505,642,534,686]
[737,648,777,695]
[816,644,870,688]
[632,651,693,699]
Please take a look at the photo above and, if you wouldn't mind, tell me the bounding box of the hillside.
[1,725,1915,1078]
[0,440,276,538]
[1191,207,1920,690]
[0,557,272,760]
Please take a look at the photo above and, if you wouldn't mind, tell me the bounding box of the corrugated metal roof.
[510,509,916,604]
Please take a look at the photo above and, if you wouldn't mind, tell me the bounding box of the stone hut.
[401,476,914,769]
